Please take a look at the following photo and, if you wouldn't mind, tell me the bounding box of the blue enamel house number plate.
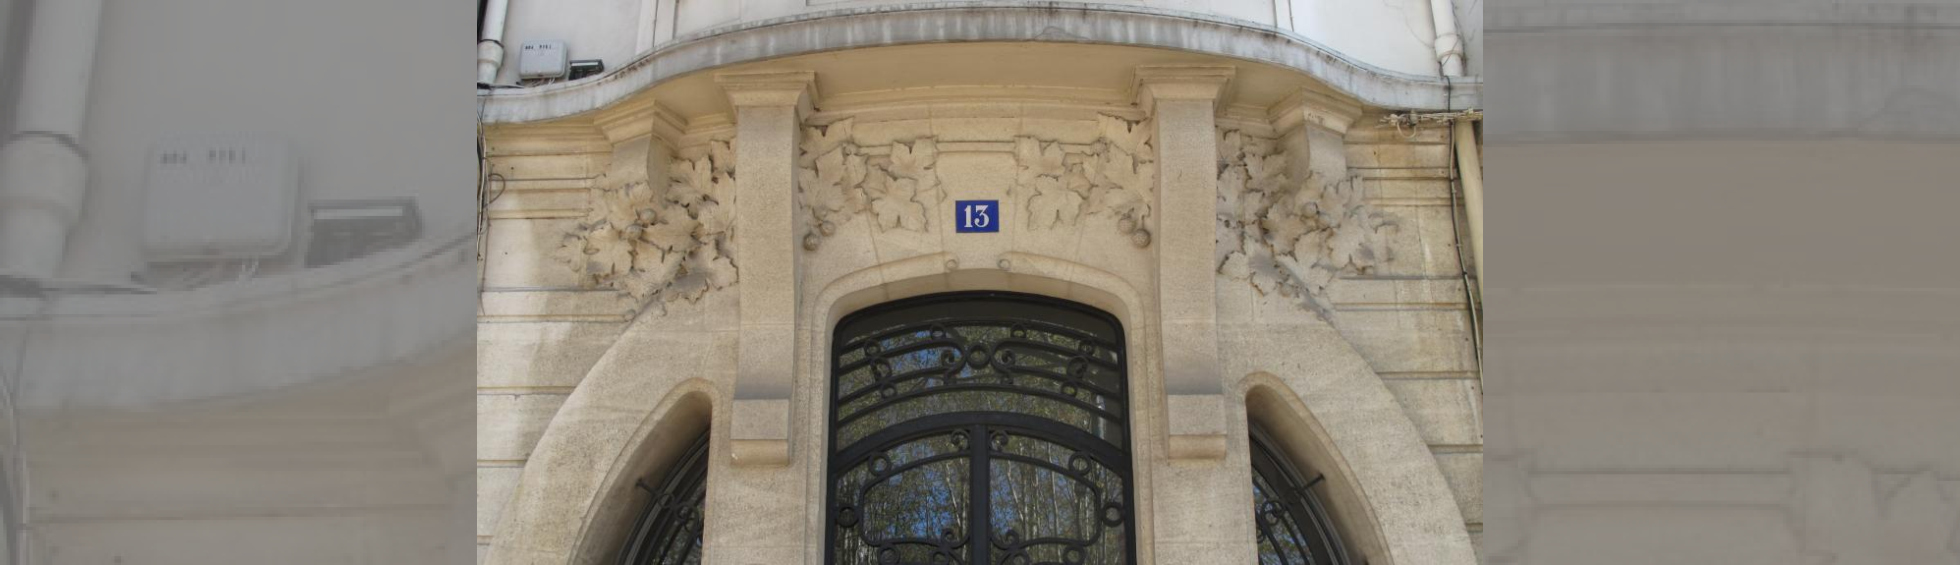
[955,200,999,233]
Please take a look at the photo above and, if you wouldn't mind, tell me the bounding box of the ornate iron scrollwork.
[1249,425,1352,565]
[827,292,1134,565]
[620,432,710,565]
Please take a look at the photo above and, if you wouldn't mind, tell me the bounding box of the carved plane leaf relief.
[1010,114,1156,247]
[1215,129,1397,316]
[552,138,740,312]
[796,118,944,249]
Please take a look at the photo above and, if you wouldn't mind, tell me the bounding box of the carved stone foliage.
[1010,114,1157,247]
[797,118,944,249]
[1215,129,1396,316]
[552,139,739,309]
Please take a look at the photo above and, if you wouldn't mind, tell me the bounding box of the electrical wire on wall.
[476,93,506,307]
[1384,94,1486,376]
[1445,113,1485,377]
[1445,76,1485,377]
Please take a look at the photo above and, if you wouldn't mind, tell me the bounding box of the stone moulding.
[1011,115,1157,247]
[552,139,739,313]
[1215,128,1397,317]
[477,2,1479,124]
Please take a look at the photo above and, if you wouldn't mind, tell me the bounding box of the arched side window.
[826,292,1135,565]
[619,431,710,565]
[1250,424,1352,565]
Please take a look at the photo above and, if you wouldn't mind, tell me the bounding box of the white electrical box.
[518,41,568,79]
[141,135,299,261]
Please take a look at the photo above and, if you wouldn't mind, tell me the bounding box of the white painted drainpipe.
[478,0,512,84]
[1430,0,1479,285]
[1454,119,1483,286]
[1428,0,1466,77]
[0,0,106,280]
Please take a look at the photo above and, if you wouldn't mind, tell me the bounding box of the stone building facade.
[476,3,1484,564]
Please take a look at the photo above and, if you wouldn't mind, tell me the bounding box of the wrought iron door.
[826,292,1134,565]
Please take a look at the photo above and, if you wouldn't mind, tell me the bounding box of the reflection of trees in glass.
[829,295,1132,565]
[989,433,1125,565]
[836,433,971,565]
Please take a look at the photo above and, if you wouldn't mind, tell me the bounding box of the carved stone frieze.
[796,114,1158,249]
[552,138,740,311]
[1214,129,1397,316]
[797,118,945,249]
[1010,114,1156,247]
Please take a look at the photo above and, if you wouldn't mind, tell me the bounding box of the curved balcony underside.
[479,1,1480,123]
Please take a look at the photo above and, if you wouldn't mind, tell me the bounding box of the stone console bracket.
[719,71,818,467]
[729,398,791,466]
[1139,65,1235,461]
[1165,393,1229,460]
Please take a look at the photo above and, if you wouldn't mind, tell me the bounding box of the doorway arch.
[825,292,1136,565]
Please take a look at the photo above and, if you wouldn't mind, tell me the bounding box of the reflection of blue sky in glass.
[864,459,964,539]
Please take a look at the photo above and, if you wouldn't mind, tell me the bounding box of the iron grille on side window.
[1250,425,1353,565]
[620,432,709,565]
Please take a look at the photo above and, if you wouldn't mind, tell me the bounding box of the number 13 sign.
[955,200,999,233]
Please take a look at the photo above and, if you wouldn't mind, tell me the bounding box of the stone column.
[716,71,815,467]
[1138,66,1234,461]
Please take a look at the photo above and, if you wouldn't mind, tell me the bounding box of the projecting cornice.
[477,2,1480,123]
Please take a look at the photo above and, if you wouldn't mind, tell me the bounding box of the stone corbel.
[730,398,791,466]
[1268,88,1363,137]
[1135,65,1236,115]
[716,71,818,117]
[1138,66,1234,460]
[717,70,817,467]
[592,94,689,145]
[1268,88,1364,183]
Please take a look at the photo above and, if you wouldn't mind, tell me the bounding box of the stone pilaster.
[716,71,816,467]
[1138,65,1234,461]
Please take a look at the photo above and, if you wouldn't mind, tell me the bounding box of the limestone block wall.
[475,96,1481,563]
[1333,120,1483,558]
